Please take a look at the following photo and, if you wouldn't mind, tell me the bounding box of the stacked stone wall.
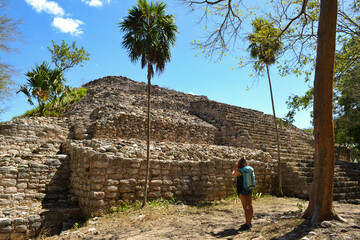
[0,157,72,239]
[0,118,80,239]
[0,76,359,238]
[0,118,69,140]
[89,113,218,144]
[335,145,351,162]
[61,139,277,216]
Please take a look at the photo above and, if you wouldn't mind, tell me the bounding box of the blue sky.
[1,0,312,129]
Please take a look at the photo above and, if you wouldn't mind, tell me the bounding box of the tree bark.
[303,0,341,223]
[142,62,152,207]
[266,65,283,196]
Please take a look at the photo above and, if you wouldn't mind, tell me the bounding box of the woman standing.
[232,157,254,230]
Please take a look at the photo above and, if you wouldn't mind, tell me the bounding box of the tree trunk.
[266,65,283,196]
[142,63,152,207]
[302,0,342,223]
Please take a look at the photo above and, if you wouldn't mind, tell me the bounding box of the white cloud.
[25,0,65,16]
[51,17,84,36]
[82,0,111,7]
[189,92,197,95]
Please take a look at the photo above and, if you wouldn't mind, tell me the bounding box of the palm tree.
[247,17,284,196]
[119,0,178,207]
[17,61,66,115]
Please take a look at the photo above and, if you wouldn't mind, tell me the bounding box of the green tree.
[0,0,21,117]
[48,40,90,72]
[17,62,67,115]
[247,17,284,196]
[119,0,178,207]
[334,65,360,161]
[17,40,89,116]
[286,34,360,160]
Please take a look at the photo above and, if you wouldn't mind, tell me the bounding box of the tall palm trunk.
[303,0,343,223]
[266,65,283,196]
[143,62,152,207]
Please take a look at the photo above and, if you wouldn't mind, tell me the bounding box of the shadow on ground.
[276,219,315,240]
[210,228,240,238]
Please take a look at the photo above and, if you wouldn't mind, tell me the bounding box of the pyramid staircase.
[190,100,360,202]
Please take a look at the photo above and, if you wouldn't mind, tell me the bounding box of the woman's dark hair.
[238,157,248,169]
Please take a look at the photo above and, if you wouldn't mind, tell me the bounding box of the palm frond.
[119,0,178,77]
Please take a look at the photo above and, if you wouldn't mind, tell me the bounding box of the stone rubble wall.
[189,99,358,201]
[0,118,80,239]
[89,113,219,145]
[0,117,69,140]
[0,76,359,239]
[0,157,70,240]
[61,139,277,217]
[335,145,352,162]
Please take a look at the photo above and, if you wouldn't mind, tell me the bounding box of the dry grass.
[42,196,360,240]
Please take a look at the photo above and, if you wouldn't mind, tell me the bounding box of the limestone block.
[4,187,17,194]
[148,191,161,198]
[12,219,27,226]
[106,168,116,174]
[0,219,11,228]
[0,233,9,240]
[1,179,16,187]
[10,232,25,240]
[119,180,130,185]
[192,176,200,181]
[14,225,27,233]
[13,194,25,200]
[130,163,141,168]
[90,199,105,207]
[106,192,118,198]
[0,226,13,234]
[91,183,103,190]
[163,180,173,185]
[91,168,106,175]
[16,183,27,190]
[119,185,132,193]
[164,192,174,198]
[45,159,62,167]
[151,170,161,178]
[91,175,105,183]
[90,191,105,199]
[105,186,118,192]
[150,180,162,186]
[7,150,19,155]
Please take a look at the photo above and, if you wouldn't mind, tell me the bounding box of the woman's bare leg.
[240,194,253,225]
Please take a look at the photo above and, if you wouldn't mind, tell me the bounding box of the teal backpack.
[239,166,256,191]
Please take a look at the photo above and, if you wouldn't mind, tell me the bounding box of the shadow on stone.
[39,153,83,237]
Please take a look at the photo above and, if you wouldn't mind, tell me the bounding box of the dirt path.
[43,197,360,240]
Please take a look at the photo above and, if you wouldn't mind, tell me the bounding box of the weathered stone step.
[334,193,360,202]
[333,181,360,188]
[335,171,360,179]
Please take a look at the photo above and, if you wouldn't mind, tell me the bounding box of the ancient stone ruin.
[1,76,359,239]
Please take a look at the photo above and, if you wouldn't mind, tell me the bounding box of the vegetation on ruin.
[15,87,87,118]
[16,40,90,117]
